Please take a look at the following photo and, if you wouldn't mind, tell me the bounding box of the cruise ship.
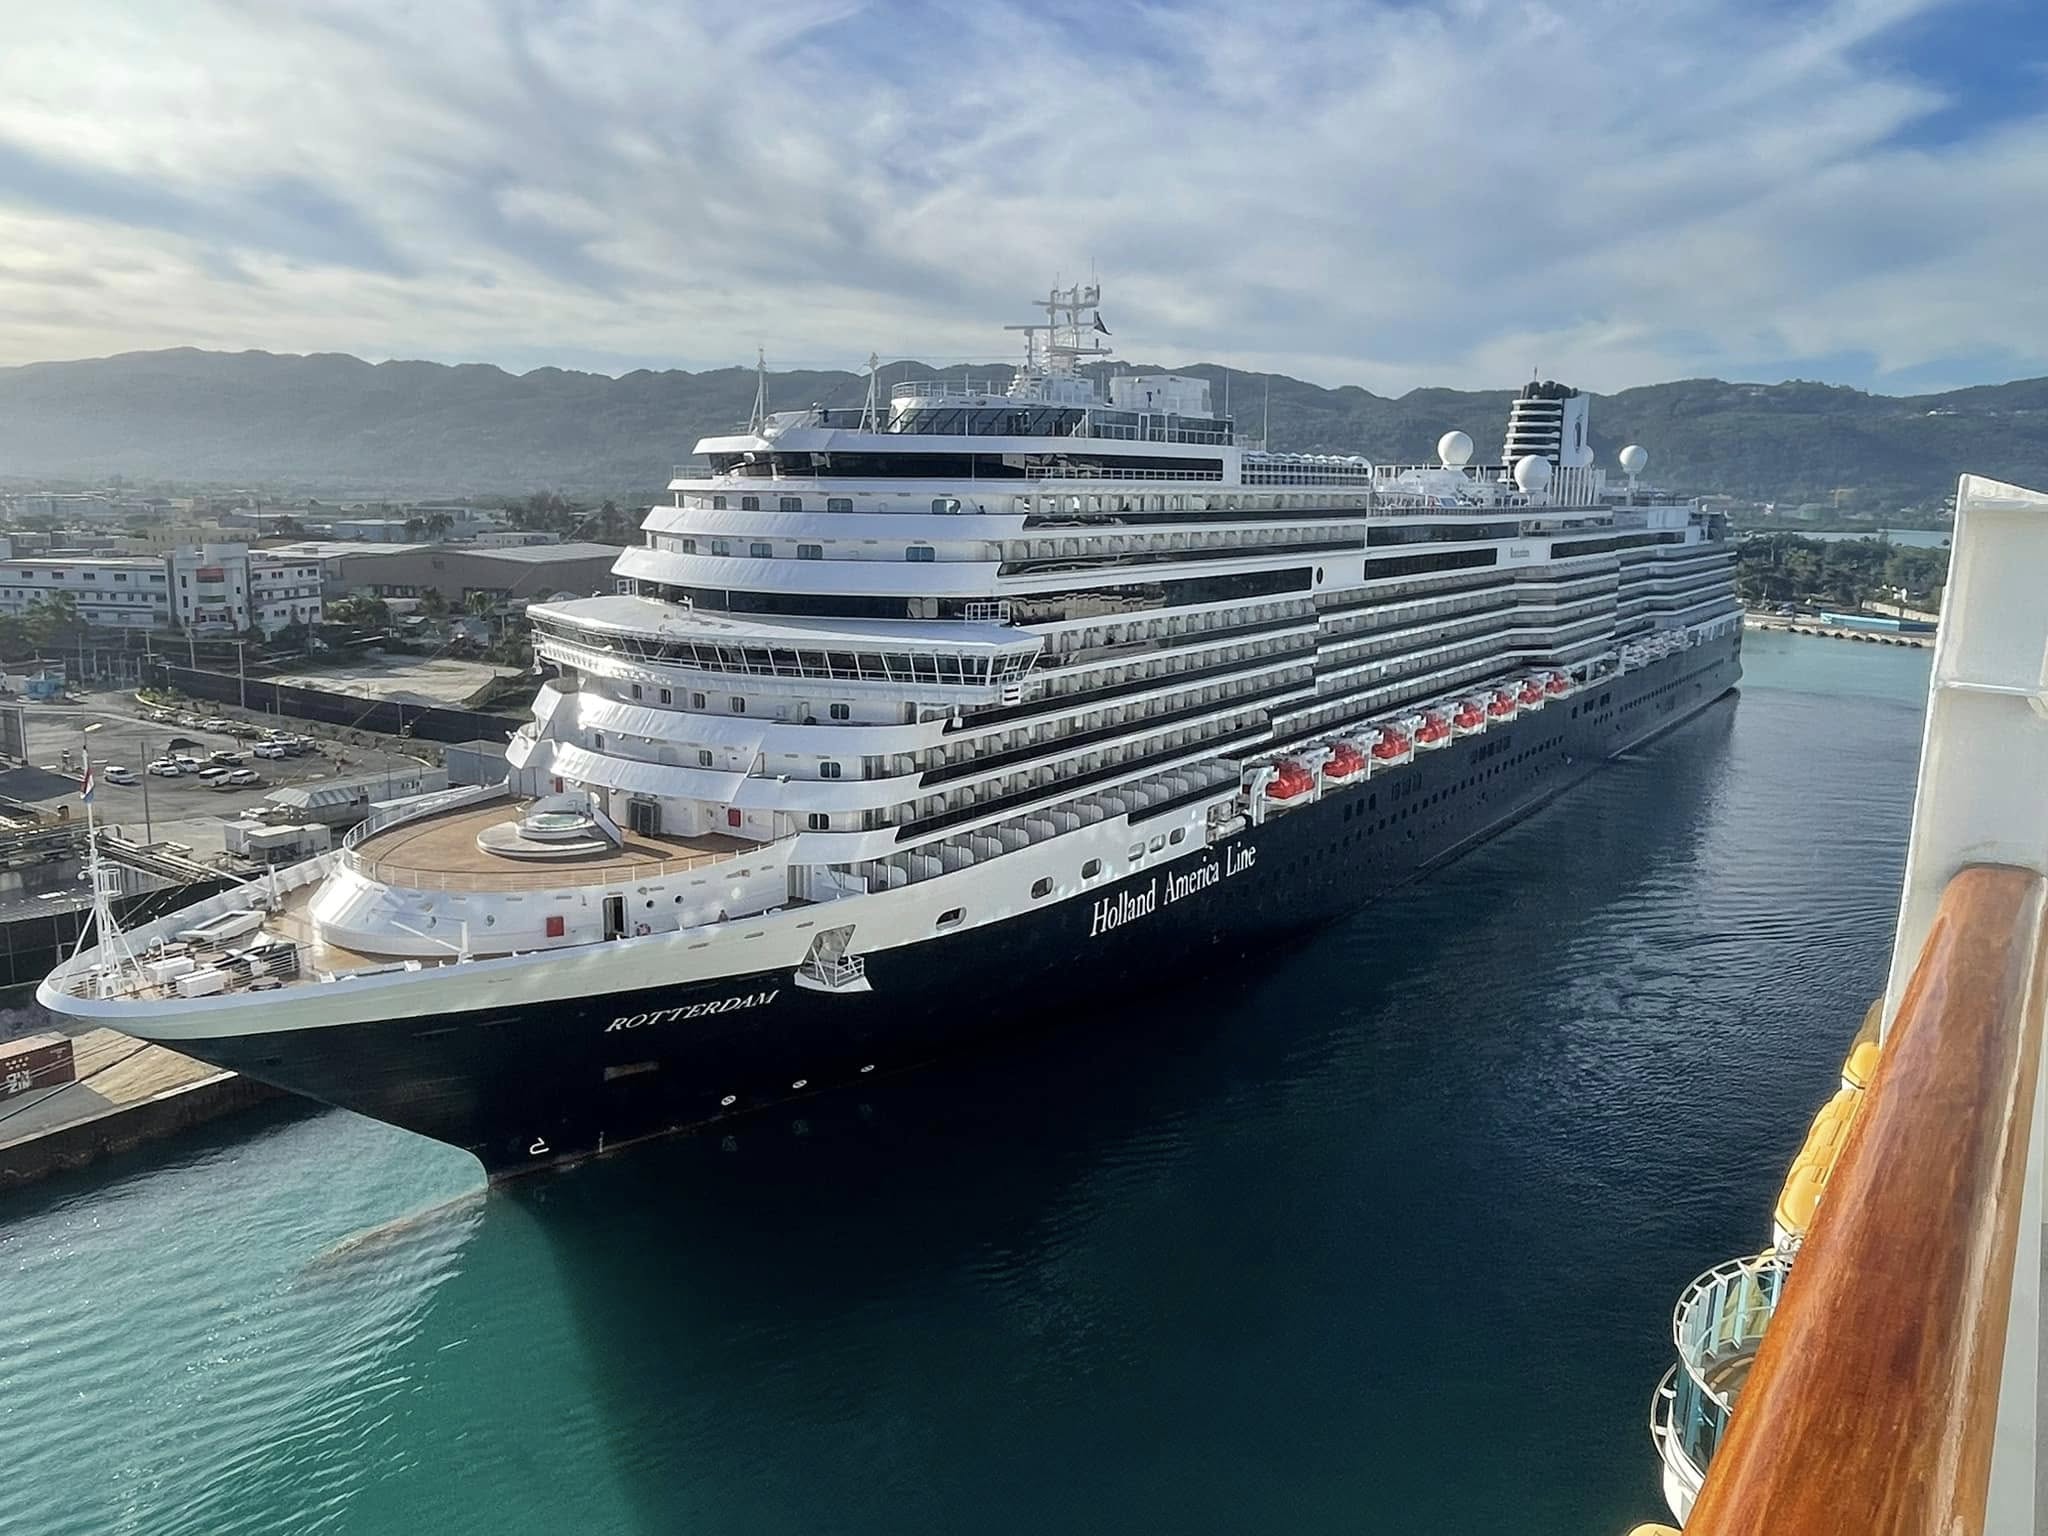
[39,285,1743,1176]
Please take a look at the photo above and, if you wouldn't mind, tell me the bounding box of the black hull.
[179,636,1743,1175]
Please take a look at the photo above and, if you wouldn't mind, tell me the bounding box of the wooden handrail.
[1686,863,2048,1535]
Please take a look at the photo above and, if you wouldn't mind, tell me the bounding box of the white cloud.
[0,0,2038,393]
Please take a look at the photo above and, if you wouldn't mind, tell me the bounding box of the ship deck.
[347,797,749,890]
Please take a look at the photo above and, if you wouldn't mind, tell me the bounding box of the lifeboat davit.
[1323,742,1368,782]
[1517,678,1546,708]
[1414,710,1452,749]
[1370,725,1412,762]
[1452,698,1487,734]
[1487,689,1517,719]
[1544,671,1571,697]
[1265,760,1316,804]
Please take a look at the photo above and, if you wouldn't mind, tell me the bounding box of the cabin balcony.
[1649,1249,1791,1523]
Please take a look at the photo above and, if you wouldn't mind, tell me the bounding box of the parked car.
[252,742,288,759]
[227,769,261,786]
[281,739,310,756]
[196,766,230,782]
[147,761,183,778]
[209,751,244,766]
[201,717,232,730]
[173,753,203,768]
[103,765,138,786]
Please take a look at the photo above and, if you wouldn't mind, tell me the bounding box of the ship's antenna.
[749,346,768,433]
[72,737,142,998]
[860,352,880,433]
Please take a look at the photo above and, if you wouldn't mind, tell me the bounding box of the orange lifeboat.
[1414,710,1451,749]
[1323,742,1368,782]
[1453,698,1487,734]
[1544,671,1571,697]
[1517,678,1546,707]
[1265,760,1316,803]
[1370,725,1411,762]
[1487,689,1517,719]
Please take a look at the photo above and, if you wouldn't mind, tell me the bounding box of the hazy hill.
[3,347,2043,511]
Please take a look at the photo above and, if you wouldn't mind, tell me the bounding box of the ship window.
[1082,858,1103,879]
[741,496,760,511]
[807,813,830,830]
[691,691,706,708]
[711,495,726,510]
[905,545,935,562]
[1127,842,1144,861]
[727,808,743,827]
[827,497,853,513]
[711,539,730,557]
[698,749,713,766]
[750,542,773,558]
[935,907,965,929]
[932,498,961,515]
[629,684,643,699]
[779,496,803,513]
[1148,835,1165,853]
[798,544,823,560]
[829,703,850,721]
[1031,877,1053,899]
[660,688,672,704]
[729,696,746,714]
[819,761,842,779]
[1169,828,1186,845]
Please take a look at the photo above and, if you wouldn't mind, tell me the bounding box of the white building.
[0,556,173,628]
[165,544,325,637]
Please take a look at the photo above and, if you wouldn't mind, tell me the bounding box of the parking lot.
[9,694,436,859]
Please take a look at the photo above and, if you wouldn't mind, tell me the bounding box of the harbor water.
[0,630,1929,1536]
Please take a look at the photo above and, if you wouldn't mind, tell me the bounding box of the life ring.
[634,922,651,936]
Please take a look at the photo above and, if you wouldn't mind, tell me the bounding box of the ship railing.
[891,379,1008,401]
[1649,1249,1791,1516]
[1657,476,2048,1536]
[339,843,746,894]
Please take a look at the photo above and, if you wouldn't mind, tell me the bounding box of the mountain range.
[3,347,2044,512]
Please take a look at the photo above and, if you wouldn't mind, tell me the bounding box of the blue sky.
[0,0,2042,394]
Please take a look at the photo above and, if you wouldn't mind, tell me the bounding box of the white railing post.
[1884,475,2048,1026]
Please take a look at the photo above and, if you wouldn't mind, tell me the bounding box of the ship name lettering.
[1088,879,1157,938]
[605,989,780,1033]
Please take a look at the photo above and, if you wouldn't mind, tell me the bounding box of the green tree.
[327,594,391,628]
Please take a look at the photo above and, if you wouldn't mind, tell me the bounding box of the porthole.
[1147,835,1165,854]
[1127,842,1144,861]
[1030,877,1053,899]
[1082,858,1103,879]
[936,907,965,929]
[1168,828,1186,845]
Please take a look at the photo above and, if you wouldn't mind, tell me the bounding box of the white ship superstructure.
[40,284,1743,1175]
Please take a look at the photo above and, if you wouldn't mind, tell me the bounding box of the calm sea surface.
[1,631,1931,1536]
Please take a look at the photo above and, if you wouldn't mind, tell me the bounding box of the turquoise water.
[2,635,1930,1536]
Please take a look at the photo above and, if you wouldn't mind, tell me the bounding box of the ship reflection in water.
[2,637,1928,1536]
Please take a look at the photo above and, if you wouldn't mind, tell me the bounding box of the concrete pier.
[0,1028,278,1188]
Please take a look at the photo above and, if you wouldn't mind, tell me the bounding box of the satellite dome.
[1618,444,1649,475]
[1437,430,1474,468]
[1513,454,1553,494]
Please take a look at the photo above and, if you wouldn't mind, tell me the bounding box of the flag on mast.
[1092,313,1111,336]
[80,754,94,806]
